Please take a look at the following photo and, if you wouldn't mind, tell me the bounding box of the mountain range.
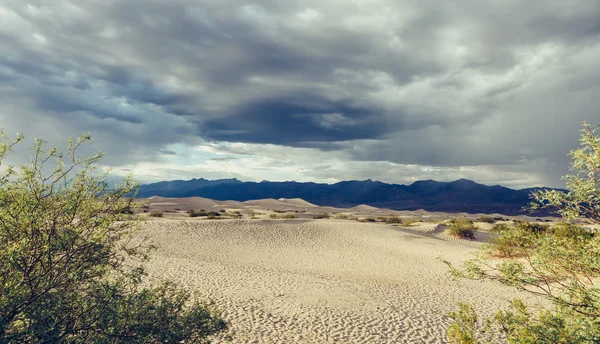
[136,178,563,215]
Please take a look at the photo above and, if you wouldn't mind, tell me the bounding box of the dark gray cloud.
[1,0,599,187]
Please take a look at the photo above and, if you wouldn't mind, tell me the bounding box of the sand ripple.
[141,219,541,343]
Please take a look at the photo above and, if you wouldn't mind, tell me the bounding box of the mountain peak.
[452,178,477,184]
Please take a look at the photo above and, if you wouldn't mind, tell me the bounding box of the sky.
[1,0,599,189]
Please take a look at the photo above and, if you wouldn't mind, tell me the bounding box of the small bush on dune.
[514,221,549,235]
[402,218,419,226]
[313,213,330,219]
[248,211,262,219]
[448,218,477,239]
[149,211,164,217]
[488,223,522,257]
[188,210,208,217]
[490,223,511,232]
[334,214,349,219]
[476,215,495,223]
[269,213,297,219]
[206,211,221,219]
[385,216,403,224]
[549,222,594,240]
[490,221,594,258]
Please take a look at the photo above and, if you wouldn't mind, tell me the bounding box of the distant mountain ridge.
[137,177,563,215]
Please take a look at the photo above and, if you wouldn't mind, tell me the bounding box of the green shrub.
[488,224,523,257]
[445,122,600,343]
[402,218,419,226]
[149,211,164,217]
[476,215,495,223]
[0,132,227,342]
[187,210,208,217]
[114,205,134,215]
[334,214,349,219]
[548,222,594,240]
[514,221,549,235]
[447,218,477,239]
[269,213,297,219]
[206,211,221,219]
[385,216,402,224]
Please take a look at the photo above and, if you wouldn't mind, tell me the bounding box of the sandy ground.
[140,218,544,343]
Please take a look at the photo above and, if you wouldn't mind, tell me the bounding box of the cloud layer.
[1,0,599,188]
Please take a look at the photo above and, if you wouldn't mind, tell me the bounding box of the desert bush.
[385,216,403,224]
[248,210,262,219]
[487,223,524,258]
[334,214,349,219]
[548,222,594,240]
[0,132,226,343]
[313,214,329,219]
[514,221,549,235]
[447,218,477,239]
[149,211,164,217]
[188,209,208,217]
[114,204,134,215]
[490,223,511,232]
[476,215,495,223]
[445,122,600,343]
[402,218,419,226]
[270,213,297,219]
[206,211,221,219]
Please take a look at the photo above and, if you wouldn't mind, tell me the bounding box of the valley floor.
[140,219,542,343]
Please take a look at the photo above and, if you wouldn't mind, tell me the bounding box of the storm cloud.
[1,0,599,187]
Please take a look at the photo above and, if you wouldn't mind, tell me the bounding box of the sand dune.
[278,198,318,207]
[350,204,383,212]
[140,219,545,343]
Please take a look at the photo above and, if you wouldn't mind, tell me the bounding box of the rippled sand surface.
[141,219,537,343]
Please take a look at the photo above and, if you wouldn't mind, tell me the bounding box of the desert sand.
[138,197,549,343]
